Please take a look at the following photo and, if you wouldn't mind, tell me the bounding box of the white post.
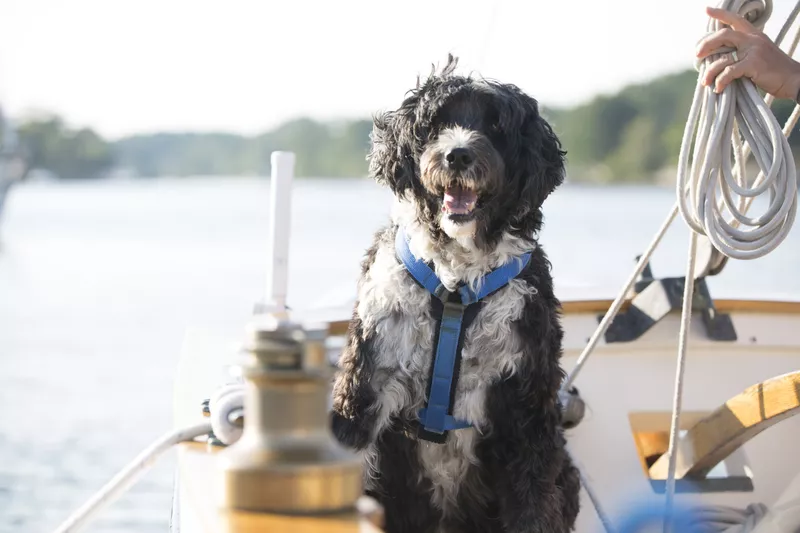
[260,151,295,317]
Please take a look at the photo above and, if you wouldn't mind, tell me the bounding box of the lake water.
[1,177,799,533]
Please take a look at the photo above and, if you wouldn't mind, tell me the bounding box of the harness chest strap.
[394,227,532,442]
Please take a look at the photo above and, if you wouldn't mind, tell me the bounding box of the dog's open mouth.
[442,185,477,220]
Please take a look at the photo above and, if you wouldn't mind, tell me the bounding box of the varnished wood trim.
[328,321,350,337]
[560,300,631,314]
[325,299,800,336]
[628,411,711,475]
[648,371,800,480]
[713,299,800,314]
[558,298,800,315]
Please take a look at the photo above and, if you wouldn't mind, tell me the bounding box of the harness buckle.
[441,299,466,321]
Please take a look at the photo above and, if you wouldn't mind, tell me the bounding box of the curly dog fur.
[331,55,580,533]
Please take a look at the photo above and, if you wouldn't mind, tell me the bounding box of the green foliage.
[551,68,800,183]
[18,68,800,182]
[115,132,263,177]
[605,115,664,181]
[113,118,374,178]
[549,69,703,183]
[17,115,114,180]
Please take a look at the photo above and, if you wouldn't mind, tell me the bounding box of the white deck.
[172,299,800,532]
[561,305,800,531]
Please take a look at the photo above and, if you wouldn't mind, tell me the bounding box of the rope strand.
[51,422,211,533]
[663,231,698,533]
[677,0,798,261]
[560,206,679,393]
[662,2,800,530]
[563,0,800,407]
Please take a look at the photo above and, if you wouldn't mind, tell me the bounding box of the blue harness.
[394,228,532,443]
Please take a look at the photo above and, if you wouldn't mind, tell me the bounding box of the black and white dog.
[331,56,580,533]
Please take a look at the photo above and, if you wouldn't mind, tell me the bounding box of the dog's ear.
[516,98,566,216]
[369,59,462,193]
[367,108,418,195]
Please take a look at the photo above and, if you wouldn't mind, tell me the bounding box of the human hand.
[696,6,800,100]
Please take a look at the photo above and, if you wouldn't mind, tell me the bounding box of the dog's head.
[369,55,565,249]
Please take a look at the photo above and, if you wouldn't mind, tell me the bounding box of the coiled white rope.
[677,0,798,260]
[563,0,800,420]
[562,2,800,531]
[688,503,771,532]
[685,498,800,532]
[664,2,800,532]
[51,422,211,533]
[208,381,245,445]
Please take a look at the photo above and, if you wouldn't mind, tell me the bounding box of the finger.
[696,28,745,59]
[714,62,748,93]
[706,6,757,33]
[701,52,736,86]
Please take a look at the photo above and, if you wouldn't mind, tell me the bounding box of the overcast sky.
[2,0,799,138]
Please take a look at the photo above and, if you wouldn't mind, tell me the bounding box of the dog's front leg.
[330,311,380,451]
[485,372,579,533]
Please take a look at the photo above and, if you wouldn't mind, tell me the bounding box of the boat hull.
[558,300,800,531]
[172,299,800,532]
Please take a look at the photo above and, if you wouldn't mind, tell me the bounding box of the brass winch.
[217,314,365,516]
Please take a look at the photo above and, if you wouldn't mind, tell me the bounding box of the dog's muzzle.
[420,126,504,222]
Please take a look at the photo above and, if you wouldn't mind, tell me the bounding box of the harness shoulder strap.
[394,228,445,297]
[394,226,533,442]
[458,252,533,304]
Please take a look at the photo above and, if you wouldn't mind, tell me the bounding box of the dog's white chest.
[357,243,537,511]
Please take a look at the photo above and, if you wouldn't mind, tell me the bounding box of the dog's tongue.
[443,185,477,215]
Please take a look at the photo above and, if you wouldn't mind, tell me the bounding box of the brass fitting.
[217,314,363,514]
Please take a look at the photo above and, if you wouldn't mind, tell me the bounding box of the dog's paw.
[330,410,371,450]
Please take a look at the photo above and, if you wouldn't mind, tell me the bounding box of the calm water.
[1,177,799,533]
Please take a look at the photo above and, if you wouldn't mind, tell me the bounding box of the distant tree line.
[15,69,800,182]
[17,115,115,180]
[113,118,374,178]
[17,114,374,180]
[546,69,800,183]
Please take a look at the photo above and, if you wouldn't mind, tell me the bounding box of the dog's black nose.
[445,148,473,171]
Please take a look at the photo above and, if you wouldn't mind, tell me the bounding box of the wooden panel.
[628,412,711,475]
[714,300,800,314]
[649,371,800,480]
[326,299,800,337]
[557,298,800,315]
